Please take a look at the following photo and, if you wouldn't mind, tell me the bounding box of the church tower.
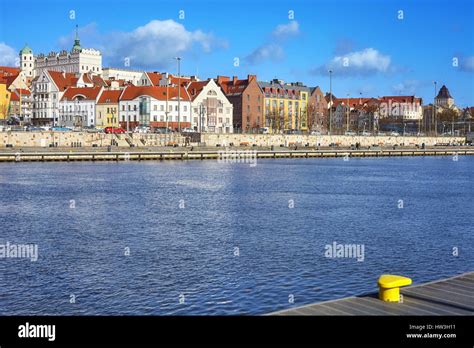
[19,44,34,78]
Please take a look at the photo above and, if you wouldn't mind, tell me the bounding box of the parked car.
[134,126,151,133]
[154,127,171,134]
[377,131,386,136]
[390,131,400,136]
[344,131,356,136]
[310,130,322,135]
[181,128,195,133]
[51,127,72,132]
[360,131,371,136]
[259,127,270,134]
[104,127,125,134]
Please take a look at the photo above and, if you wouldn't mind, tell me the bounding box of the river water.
[0,156,472,315]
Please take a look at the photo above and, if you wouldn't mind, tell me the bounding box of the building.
[59,86,102,128]
[0,78,11,122]
[8,89,32,122]
[102,68,143,86]
[96,90,122,129]
[258,79,310,132]
[31,70,78,125]
[216,75,264,133]
[187,79,233,133]
[118,85,191,131]
[436,85,454,108]
[34,26,102,76]
[308,86,328,133]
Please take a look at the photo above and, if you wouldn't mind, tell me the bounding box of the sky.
[0,0,473,106]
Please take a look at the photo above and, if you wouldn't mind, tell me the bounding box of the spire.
[72,24,82,52]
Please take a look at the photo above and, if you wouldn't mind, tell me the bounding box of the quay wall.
[202,134,466,147]
[0,131,465,148]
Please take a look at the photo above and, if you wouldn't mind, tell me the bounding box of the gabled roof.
[82,73,107,87]
[48,70,78,91]
[145,72,192,87]
[97,89,122,104]
[60,86,102,101]
[119,85,190,101]
[380,96,422,104]
[186,80,210,101]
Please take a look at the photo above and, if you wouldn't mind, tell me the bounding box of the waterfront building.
[59,86,102,128]
[216,75,264,133]
[187,79,233,133]
[33,26,102,77]
[96,90,122,129]
[258,79,310,132]
[308,86,328,133]
[0,78,11,122]
[8,89,32,122]
[118,85,191,131]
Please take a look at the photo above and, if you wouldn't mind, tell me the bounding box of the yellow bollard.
[378,274,412,302]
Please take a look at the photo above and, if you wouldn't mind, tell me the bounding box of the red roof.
[186,80,210,100]
[61,86,102,101]
[10,89,30,101]
[379,96,422,104]
[120,85,190,101]
[97,89,122,104]
[48,70,78,91]
[82,73,107,87]
[0,66,20,77]
[145,72,192,87]
[217,77,251,95]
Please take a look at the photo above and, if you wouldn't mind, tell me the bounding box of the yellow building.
[259,79,309,132]
[96,90,122,128]
[0,79,12,122]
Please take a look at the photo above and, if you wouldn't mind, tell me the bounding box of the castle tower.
[19,44,34,78]
[436,85,454,108]
[72,25,82,52]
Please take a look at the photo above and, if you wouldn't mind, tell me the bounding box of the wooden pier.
[269,272,474,316]
[0,147,473,162]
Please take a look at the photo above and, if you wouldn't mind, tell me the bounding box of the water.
[0,156,473,315]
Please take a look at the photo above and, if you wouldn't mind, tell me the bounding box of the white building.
[19,44,34,79]
[187,79,233,133]
[59,86,102,128]
[118,85,191,131]
[31,70,78,125]
[34,26,102,77]
[102,68,143,85]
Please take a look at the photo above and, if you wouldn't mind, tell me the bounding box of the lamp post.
[174,57,181,132]
[329,70,333,135]
[434,81,437,136]
[165,76,169,132]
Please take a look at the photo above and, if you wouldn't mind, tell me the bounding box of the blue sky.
[1,0,473,106]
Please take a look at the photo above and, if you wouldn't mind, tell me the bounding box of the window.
[154,105,157,111]
[218,108,223,114]
[160,105,164,111]
[184,106,187,112]
[175,105,178,111]
[122,105,125,111]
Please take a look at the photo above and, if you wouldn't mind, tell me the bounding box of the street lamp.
[174,57,181,132]
[329,69,333,135]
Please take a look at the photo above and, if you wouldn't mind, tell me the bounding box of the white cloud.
[312,48,391,76]
[244,21,299,65]
[245,44,284,65]
[392,80,420,95]
[104,20,226,69]
[0,42,18,66]
[272,21,300,40]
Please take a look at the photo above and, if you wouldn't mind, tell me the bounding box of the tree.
[438,108,460,134]
[307,103,317,131]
